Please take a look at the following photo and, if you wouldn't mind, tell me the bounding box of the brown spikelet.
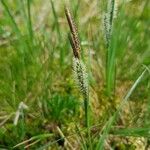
[65,7,80,59]
[68,34,77,58]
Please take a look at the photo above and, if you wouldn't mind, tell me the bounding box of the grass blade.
[96,69,147,150]
[27,0,34,42]
[1,0,21,36]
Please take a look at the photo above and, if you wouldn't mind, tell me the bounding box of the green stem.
[84,95,92,149]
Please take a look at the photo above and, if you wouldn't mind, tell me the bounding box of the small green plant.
[43,94,79,124]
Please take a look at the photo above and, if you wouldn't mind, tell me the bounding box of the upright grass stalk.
[50,0,64,67]
[27,0,34,42]
[65,7,92,149]
[50,0,61,41]
[103,0,117,97]
[1,0,21,37]
[0,0,29,57]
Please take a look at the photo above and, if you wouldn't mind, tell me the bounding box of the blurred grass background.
[0,0,150,149]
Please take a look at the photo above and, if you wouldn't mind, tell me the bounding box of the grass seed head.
[103,0,118,47]
[73,57,88,98]
[65,7,88,98]
[65,7,81,59]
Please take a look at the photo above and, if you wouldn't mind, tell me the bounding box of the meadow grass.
[0,0,150,149]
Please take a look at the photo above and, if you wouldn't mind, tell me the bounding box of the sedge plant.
[65,7,92,148]
[103,0,118,97]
